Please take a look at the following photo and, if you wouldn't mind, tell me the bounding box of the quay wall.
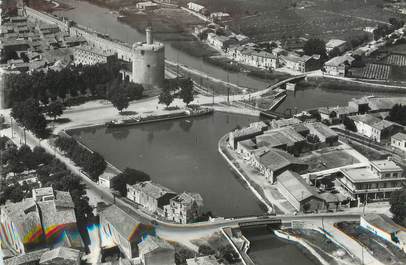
[25,6,70,31]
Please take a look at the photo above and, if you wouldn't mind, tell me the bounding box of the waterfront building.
[39,247,81,265]
[73,45,117,66]
[391,132,406,153]
[256,126,306,154]
[277,171,325,212]
[236,139,258,160]
[250,148,308,183]
[338,159,405,202]
[229,126,263,149]
[126,181,177,216]
[138,236,175,265]
[323,55,355,77]
[280,53,320,73]
[349,114,402,143]
[227,44,278,70]
[99,205,155,259]
[326,39,348,54]
[303,122,338,145]
[164,192,204,224]
[348,97,370,113]
[361,214,406,253]
[186,255,222,265]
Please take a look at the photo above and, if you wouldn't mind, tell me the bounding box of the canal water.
[54,0,406,113]
[69,112,264,218]
[242,226,318,265]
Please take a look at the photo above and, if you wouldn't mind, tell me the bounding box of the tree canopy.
[111,167,151,196]
[303,38,327,58]
[390,188,406,226]
[387,104,406,126]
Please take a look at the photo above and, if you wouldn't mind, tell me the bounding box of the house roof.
[129,181,175,200]
[370,160,402,172]
[99,205,154,242]
[392,132,406,142]
[231,126,262,139]
[258,127,305,148]
[256,148,306,172]
[4,249,48,265]
[363,214,405,234]
[277,171,321,202]
[171,192,204,207]
[39,247,81,264]
[324,55,354,67]
[326,39,346,48]
[304,122,338,139]
[271,118,301,128]
[350,114,395,130]
[138,235,174,255]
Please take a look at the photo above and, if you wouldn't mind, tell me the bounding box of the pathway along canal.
[55,0,406,113]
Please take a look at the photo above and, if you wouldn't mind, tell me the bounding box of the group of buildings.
[0,3,166,109]
[98,204,225,265]
[126,181,204,224]
[229,119,343,212]
[229,98,406,212]
[1,187,84,265]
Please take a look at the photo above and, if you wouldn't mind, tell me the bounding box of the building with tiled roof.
[0,187,83,257]
[138,236,175,265]
[349,114,402,143]
[164,192,204,224]
[277,171,325,212]
[251,148,308,183]
[303,122,338,145]
[99,205,155,259]
[39,247,81,265]
[4,248,48,265]
[391,132,406,153]
[127,181,177,216]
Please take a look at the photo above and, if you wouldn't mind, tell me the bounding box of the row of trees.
[5,62,122,106]
[390,188,406,226]
[54,136,107,181]
[107,79,144,113]
[387,104,406,126]
[158,78,195,108]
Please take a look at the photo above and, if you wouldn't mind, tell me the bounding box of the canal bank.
[68,111,266,218]
[54,0,406,114]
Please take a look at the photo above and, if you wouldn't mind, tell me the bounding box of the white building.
[323,55,354,77]
[339,159,405,203]
[228,45,278,70]
[326,39,348,54]
[391,132,406,152]
[349,114,401,143]
[164,192,204,224]
[187,2,205,13]
[207,33,236,50]
[210,12,231,22]
[136,1,159,10]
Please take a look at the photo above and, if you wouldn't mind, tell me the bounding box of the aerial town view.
[1,0,406,264]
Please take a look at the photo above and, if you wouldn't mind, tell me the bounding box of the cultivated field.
[361,63,391,80]
[195,0,406,41]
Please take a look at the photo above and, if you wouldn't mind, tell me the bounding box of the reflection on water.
[70,112,265,218]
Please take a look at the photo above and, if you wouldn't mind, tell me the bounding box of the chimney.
[146,27,153,45]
